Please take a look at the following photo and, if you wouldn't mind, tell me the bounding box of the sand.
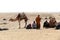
[0,13,60,40]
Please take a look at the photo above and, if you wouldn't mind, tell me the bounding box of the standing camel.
[9,13,28,29]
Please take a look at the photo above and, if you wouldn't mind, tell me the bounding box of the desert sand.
[0,13,60,40]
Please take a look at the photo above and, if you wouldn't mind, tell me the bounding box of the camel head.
[9,18,17,22]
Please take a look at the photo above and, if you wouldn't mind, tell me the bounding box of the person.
[43,18,49,28]
[32,21,37,29]
[35,15,41,29]
[56,22,60,29]
[26,24,32,29]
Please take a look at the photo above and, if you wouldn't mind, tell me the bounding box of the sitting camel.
[49,17,57,28]
[43,17,57,28]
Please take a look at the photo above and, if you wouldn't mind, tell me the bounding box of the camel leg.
[19,21,20,29]
[24,21,27,28]
[24,22,26,28]
[18,19,20,29]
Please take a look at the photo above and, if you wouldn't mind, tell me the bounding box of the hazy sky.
[0,0,60,12]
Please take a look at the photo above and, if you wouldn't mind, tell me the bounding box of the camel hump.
[16,13,21,19]
[16,13,26,19]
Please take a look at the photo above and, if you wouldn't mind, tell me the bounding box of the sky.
[0,0,60,13]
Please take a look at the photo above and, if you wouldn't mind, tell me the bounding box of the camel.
[9,13,28,29]
[49,17,57,28]
[43,17,57,28]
